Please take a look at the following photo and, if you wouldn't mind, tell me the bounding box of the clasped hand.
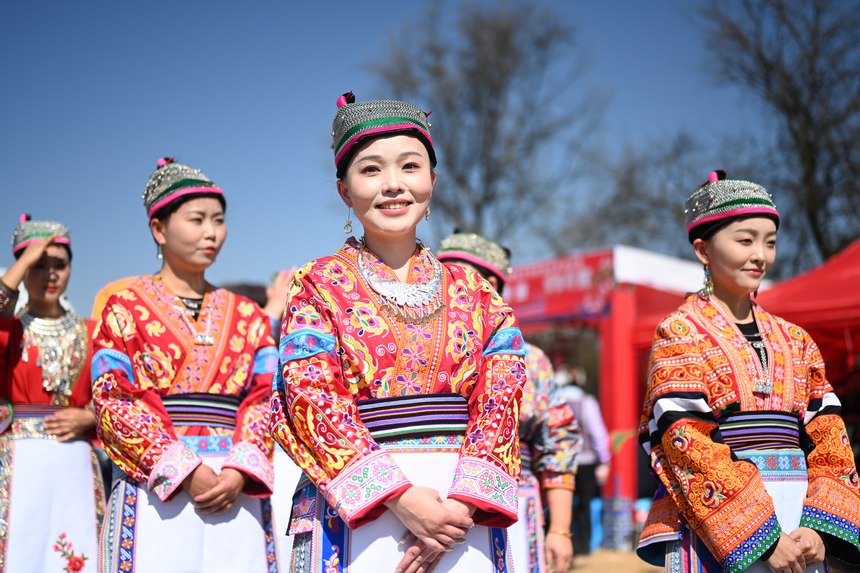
[765,528,825,573]
[182,465,246,515]
[384,486,474,573]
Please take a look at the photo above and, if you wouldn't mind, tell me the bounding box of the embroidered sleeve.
[799,333,860,562]
[226,305,278,496]
[91,296,200,501]
[640,316,780,573]
[447,285,526,528]
[269,270,410,528]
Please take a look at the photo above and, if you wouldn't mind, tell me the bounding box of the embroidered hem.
[148,440,201,501]
[449,457,518,524]
[222,441,275,495]
[324,449,410,527]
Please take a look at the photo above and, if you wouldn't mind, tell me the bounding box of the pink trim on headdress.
[147,186,224,218]
[157,157,175,168]
[708,171,721,183]
[13,236,71,254]
[437,250,509,282]
[686,206,780,233]
[335,124,433,167]
[19,213,31,224]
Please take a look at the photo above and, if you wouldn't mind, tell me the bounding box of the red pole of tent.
[598,285,638,500]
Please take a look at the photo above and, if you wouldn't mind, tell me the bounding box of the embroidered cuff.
[147,440,202,501]
[800,505,860,554]
[448,456,518,527]
[540,471,575,490]
[720,513,781,573]
[325,449,411,528]
[0,403,11,434]
[223,441,275,496]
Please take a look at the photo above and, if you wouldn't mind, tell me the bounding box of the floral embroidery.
[53,533,88,572]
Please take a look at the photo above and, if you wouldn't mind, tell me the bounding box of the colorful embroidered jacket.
[0,314,94,433]
[638,294,860,572]
[519,343,580,490]
[91,275,278,501]
[270,239,527,529]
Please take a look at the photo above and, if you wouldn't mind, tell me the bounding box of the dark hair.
[14,243,72,263]
[150,192,227,222]
[692,213,779,243]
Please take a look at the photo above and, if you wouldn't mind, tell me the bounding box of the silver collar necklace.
[357,238,444,323]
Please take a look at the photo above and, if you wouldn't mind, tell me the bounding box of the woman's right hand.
[764,532,806,573]
[384,486,473,551]
[1,235,59,292]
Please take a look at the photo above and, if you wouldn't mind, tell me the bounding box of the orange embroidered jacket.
[637,294,860,572]
[91,275,277,501]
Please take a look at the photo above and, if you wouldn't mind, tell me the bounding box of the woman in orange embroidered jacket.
[637,171,860,573]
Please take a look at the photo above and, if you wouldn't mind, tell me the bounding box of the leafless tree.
[700,0,860,265]
[371,1,602,252]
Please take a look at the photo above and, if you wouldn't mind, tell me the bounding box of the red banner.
[505,249,614,323]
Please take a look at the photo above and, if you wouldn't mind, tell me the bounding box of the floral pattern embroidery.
[53,533,88,572]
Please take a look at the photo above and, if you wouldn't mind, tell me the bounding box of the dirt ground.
[569,549,661,573]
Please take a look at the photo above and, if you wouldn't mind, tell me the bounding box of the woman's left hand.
[789,527,825,568]
[44,407,96,442]
[545,530,574,573]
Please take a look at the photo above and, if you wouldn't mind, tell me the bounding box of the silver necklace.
[357,238,444,323]
[742,330,772,395]
[172,297,215,345]
[18,311,88,404]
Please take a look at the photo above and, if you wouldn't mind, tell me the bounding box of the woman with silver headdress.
[637,171,860,573]
[270,93,527,573]
[0,214,104,572]
[437,231,582,573]
[91,158,279,572]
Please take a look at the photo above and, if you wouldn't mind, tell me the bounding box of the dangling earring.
[424,207,431,222]
[156,244,163,260]
[343,206,353,235]
[702,264,713,297]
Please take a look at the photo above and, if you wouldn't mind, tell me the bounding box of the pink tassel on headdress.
[19,213,31,223]
[337,91,355,108]
[157,157,175,168]
[708,169,727,182]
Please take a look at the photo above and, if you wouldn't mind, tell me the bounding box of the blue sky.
[1,1,763,315]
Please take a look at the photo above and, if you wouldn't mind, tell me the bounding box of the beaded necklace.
[18,310,88,405]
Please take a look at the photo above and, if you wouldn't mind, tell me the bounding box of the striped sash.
[10,404,65,418]
[356,393,468,442]
[718,410,800,452]
[162,393,240,429]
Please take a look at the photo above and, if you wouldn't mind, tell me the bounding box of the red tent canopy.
[757,238,860,399]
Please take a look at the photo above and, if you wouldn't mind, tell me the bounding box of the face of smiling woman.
[693,216,777,303]
[336,134,435,247]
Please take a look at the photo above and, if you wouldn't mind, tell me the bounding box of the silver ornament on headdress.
[142,158,220,213]
[11,217,71,253]
[684,179,777,229]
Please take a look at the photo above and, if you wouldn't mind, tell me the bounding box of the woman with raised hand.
[0,215,104,572]
[637,171,860,573]
[92,158,279,572]
[270,93,528,573]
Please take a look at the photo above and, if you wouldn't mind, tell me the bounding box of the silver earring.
[702,264,713,297]
[343,207,353,235]
[424,207,430,222]
[156,245,163,260]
